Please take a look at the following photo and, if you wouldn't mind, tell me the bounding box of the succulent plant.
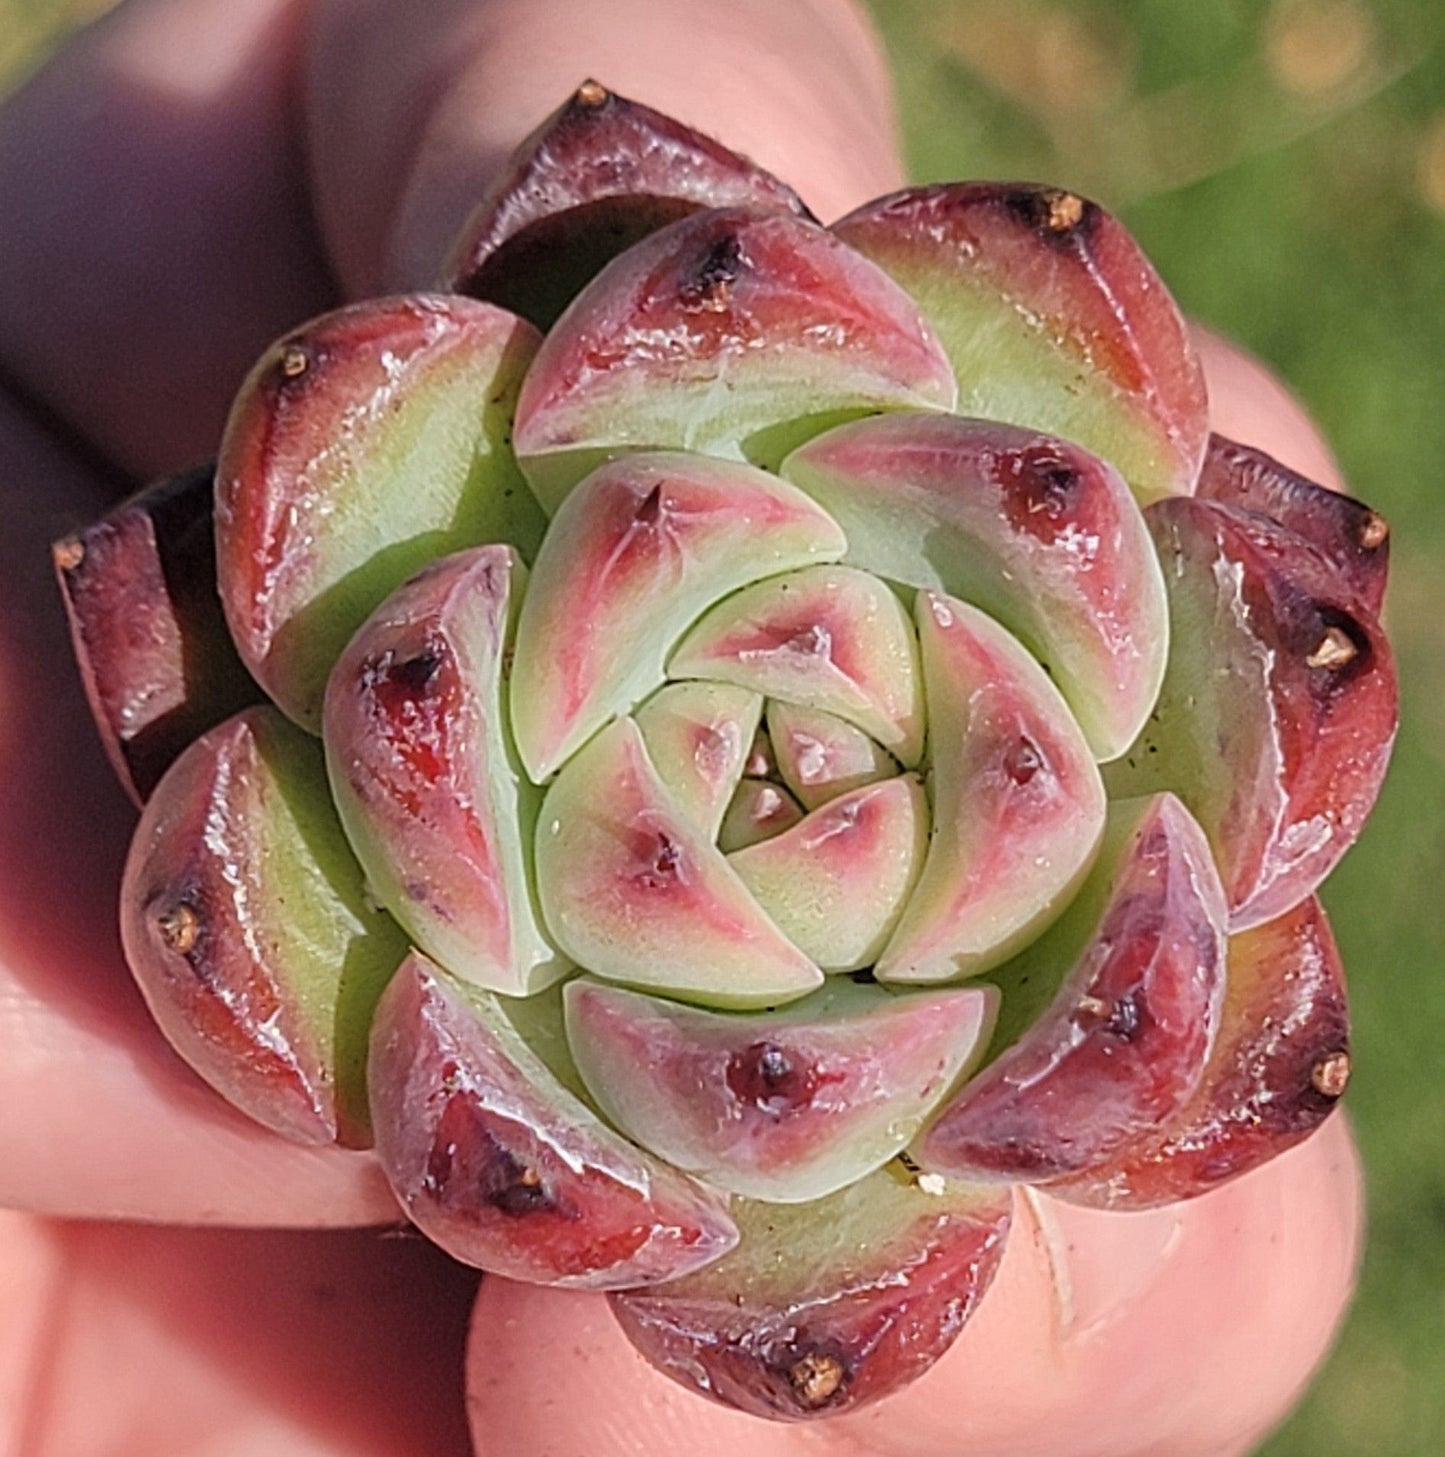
[54,82,1396,1423]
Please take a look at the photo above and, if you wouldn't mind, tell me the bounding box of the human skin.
[0,1,1361,1453]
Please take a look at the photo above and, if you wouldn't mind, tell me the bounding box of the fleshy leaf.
[565,979,996,1201]
[120,706,408,1146]
[323,546,567,996]
[833,182,1207,503]
[767,701,896,809]
[877,594,1106,984]
[443,81,810,328]
[1197,433,1389,615]
[729,777,929,972]
[215,294,542,729]
[509,452,845,781]
[512,207,957,509]
[634,682,764,841]
[369,952,738,1287]
[611,1166,1011,1419]
[534,720,823,1009]
[717,778,806,853]
[1107,497,1397,930]
[1049,896,1350,1209]
[916,794,1227,1184]
[783,413,1167,761]
[53,462,261,804]
[670,564,924,766]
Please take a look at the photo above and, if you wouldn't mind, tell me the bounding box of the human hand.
[0,1,1361,1452]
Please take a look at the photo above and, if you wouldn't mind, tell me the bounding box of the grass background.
[2,1,1442,1452]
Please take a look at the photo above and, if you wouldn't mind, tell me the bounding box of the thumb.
[304,0,904,296]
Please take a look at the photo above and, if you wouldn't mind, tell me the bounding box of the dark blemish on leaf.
[635,483,665,526]
[726,1041,819,1115]
[1004,187,1095,243]
[1003,736,1044,787]
[279,344,310,379]
[681,232,745,310]
[155,900,201,955]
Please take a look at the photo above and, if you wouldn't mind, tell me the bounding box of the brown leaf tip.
[1311,1049,1352,1099]
[155,902,202,956]
[1306,625,1359,671]
[789,1352,846,1407]
[52,536,86,573]
[574,79,611,110]
[1042,189,1086,231]
[1359,511,1390,551]
[1007,186,1091,238]
[279,345,310,379]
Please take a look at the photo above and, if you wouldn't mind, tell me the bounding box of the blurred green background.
[2,0,1441,1452]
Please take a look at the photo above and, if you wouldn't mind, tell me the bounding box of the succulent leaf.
[1049,895,1350,1208]
[53,462,261,804]
[509,452,846,781]
[369,952,739,1287]
[323,545,567,996]
[1106,497,1397,929]
[783,412,1168,761]
[670,564,925,767]
[917,794,1228,1184]
[534,720,823,1009]
[444,81,810,327]
[215,295,543,729]
[717,778,806,853]
[833,182,1208,503]
[512,207,958,510]
[1197,433,1389,615]
[120,706,409,1146]
[767,700,897,809]
[611,1166,1011,1420]
[634,682,764,840]
[729,776,928,972]
[877,594,1105,984]
[566,979,996,1203]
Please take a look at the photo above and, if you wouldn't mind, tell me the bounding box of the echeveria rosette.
[53,82,1396,1423]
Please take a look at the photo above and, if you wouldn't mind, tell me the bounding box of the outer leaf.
[1197,433,1389,615]
[53,462,260,804]
[1049,896,1350,1209]
[834,182,1207,503]
[369,953,739,1288]
[120,707,408,1146]
[443,80,810,327]
[1107,497,1397,929]
[917,795,1228,1184]
[215,294,542,729]
[513,207,957,508]
[612,1167,1011,1419]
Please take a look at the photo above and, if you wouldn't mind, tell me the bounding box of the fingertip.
[0,0,336,475]
[466,1282,805,1457]
[1194,324,1347,491]
[307,0,903,296]
[0,1214,476,1456]
[834,1117,1363,1457]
